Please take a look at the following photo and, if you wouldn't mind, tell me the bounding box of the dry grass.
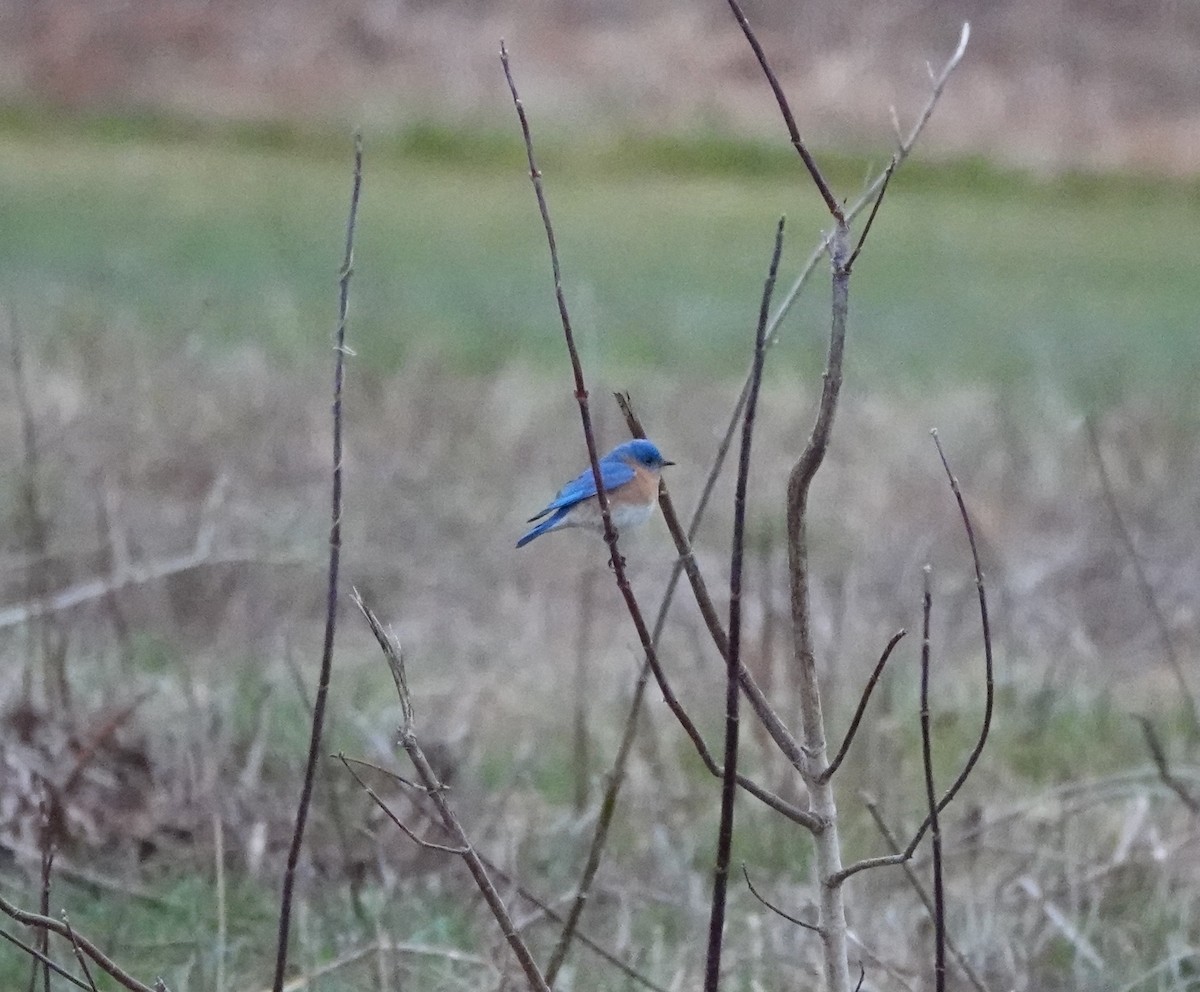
[2,327,1199,988]
[4,0,1200,174]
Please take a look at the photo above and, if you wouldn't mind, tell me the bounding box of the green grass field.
[3,116,1199,407]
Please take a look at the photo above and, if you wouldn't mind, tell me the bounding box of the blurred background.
[2,2,1200,990]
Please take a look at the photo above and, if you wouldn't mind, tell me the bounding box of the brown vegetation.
[4,0,1200,173]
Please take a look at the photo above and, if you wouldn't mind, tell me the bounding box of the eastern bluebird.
[516,439,674,548]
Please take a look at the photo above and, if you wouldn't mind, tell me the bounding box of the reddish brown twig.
[339,755,469,853]
[919,566,946,992]
[475,852,671,992]
[271,131,362,992]
[846,157,896,272]
[721,0,842,220]
[705,216,785,992]
[821,629,907,783]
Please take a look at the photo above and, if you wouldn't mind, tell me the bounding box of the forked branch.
[834,431,994,885]
[352,591,552,992]
[0,895,162,992]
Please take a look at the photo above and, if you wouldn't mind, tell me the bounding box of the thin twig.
[1085,416,1199,737]
[741,864,819,933]
[271,131,362,992]
[62,915,100,992]
[339,754,468,853]
[353,593,552,992]
[834,430,994,884]
[0,925,89,991]
[1134,716,1200,815]
[863,802,992,992]
[0,895,161,992]
[821,629,906,783]
[476,850,671,992]
[846,158,896,272]
[500,42,627,566]
[919,566,946,992]
[705,216,785,992]
[721,0,842,220]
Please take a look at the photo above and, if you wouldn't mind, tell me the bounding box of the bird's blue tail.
[516,509,567,548]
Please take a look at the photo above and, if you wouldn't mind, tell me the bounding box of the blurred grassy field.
[3,115,1199,407]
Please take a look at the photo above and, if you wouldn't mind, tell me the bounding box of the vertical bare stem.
[271,132,362,992]
[786,215,853,992]
[919,566,945,992]
[704,217,785,992]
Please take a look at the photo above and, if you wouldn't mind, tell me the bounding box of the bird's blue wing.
[525,456,636,521]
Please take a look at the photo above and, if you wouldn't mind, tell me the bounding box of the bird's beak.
[662,460,676,467]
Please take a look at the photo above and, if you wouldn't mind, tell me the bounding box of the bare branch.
[500,42,627,570]
[835,430,994,884]
[353,594,552,992]
[62,915,100,992]
[272,130,362,992]
[919,566,946,992]
[0,926,90,992]
[502,43,819,843]
[705,217,785,992]
[476,852,672,992]
[721,0,842,220]
[822,629,906,783]
[616,392,819,817]
[0,895,162,992]
[339,754,468,853]
[845,157,896,272]
[863,802,993,992]
[742,864,820,933]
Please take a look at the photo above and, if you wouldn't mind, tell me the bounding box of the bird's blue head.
[611,439,675,471]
